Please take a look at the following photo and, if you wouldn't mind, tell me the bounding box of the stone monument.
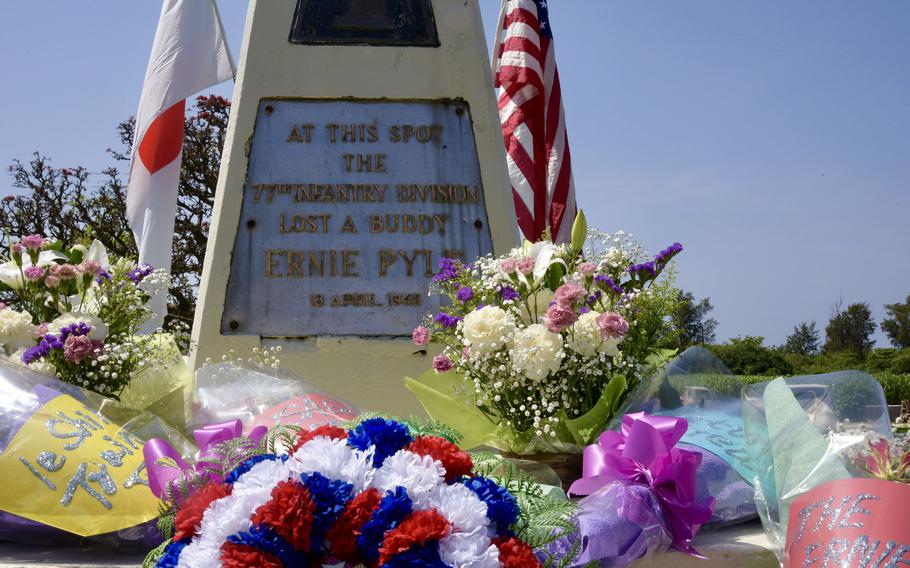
[192,0,516,415]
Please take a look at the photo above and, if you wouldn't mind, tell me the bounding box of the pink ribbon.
[143,419,267,499]
[569,412,715,555]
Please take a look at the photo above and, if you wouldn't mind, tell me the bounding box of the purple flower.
[432,258,461,283]
[95,269,112,284]
[128,263,155,283]
[59,322,92,341]
[594,275,624,295]
[456,286,474,303]
[434,312,460,329]
[432,354,454,373]
[498,286,520,301]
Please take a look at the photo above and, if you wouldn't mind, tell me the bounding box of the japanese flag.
[126,0,234,325]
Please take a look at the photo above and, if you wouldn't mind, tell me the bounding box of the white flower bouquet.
[406,213,680,454]
[0,234,181,398]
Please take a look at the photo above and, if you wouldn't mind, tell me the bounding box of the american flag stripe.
[494,0,576,243]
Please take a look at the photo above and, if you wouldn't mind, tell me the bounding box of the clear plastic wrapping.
[189,361,359,433]
[741,371,892,556]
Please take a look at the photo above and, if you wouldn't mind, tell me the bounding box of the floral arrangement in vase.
[406,212,681,453]
[0,233,176,397]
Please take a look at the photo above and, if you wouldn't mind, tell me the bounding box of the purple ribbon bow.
[143,419,267,499]
[569,412,715,555]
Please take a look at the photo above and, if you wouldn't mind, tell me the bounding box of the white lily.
[512,240,567,288]
[0,250,67,290]
[72,239,112,270]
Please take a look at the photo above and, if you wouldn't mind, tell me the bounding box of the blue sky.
[1,1,908,346]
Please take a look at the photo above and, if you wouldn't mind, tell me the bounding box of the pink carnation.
[432,354,454,373]
[597,312,629,339]
[44,275,60,288]
[500,258,518,274]
[412,325,431,347]
[11,243,23,255]
[33,323,49,339]
[52,264,78,280]
[63,335,98,364]
[517,257,535,274]
[577,262,597,276]
[462,346,471,361]
[545,303,578,333]
[24,266,45,281]
[553,283,586,307]
[79,260,102,275]
[19,235,46,251]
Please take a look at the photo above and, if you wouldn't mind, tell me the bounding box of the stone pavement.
[0,521,778,567]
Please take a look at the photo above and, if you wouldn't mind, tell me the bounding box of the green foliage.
[883,294,910,349]
[824,301,877,356]
[471,452,580,567]
[142,538,170,568]
[783,320,820,355]
[708,336,794,376]
[671,290,718,348]
[622,266,682,355]
[832,374,885,421]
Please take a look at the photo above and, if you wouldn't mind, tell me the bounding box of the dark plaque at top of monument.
[289,0,439,47]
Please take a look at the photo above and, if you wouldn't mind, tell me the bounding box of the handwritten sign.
[0,393,158,536]
[221,99,493,337]
[657,404,755,483]
[785,478,910,567]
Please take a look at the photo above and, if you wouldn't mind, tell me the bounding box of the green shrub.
[875,372,910,405]
[707,336,794,376]
[890,351,910,374]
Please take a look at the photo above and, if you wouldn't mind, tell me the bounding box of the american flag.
[494,0,577,243]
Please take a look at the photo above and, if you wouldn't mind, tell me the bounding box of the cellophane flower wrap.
[406,214,680,453]
[0,359,193,547]
[0,235,181,400]
[741,371,899,564]
[189,360,358,434]
[144,417,563,568]
[610,346,758,526]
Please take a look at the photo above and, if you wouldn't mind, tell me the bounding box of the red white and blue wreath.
[148,418,543,567]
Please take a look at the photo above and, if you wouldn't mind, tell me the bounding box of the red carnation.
[252,479,315,552]
[407,436,473,482]
[327,487,383,561]
[493,536,543,568]
[291,424,348,453]
[220,542,282,568]
[378,509,450,565]
[173,483,233,541]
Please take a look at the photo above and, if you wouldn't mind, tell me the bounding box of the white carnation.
[372,450,445,500]
[417,483,489,533]
[509,323,563,383]
[462,306,513,355]
[48,312,108,341]
[568,311,602,357]
[290,436,375,492]
[0,309,36,353]
[438,529,500,568]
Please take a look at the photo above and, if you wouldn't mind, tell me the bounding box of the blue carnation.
[224,454,281,485]
[461,476,520,535]
[347,417,413,467]
[227,525,308,567]
[300,471,353,555]
[357,486,413,564]
[383,541,448,567]
[156,538,190,568]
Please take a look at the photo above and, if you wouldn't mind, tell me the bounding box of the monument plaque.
[289,0,438,46]
[193,0,514,416]
[222,99,492,337]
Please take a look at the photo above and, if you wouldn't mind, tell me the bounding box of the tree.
[671,290,718,348]
[1,95,229,326]
[824,300,876,356]
[707,335,794,376]
[783,320,820,355]
[882,294,910,349]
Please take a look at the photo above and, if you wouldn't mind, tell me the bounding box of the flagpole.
[212,0,237,80]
